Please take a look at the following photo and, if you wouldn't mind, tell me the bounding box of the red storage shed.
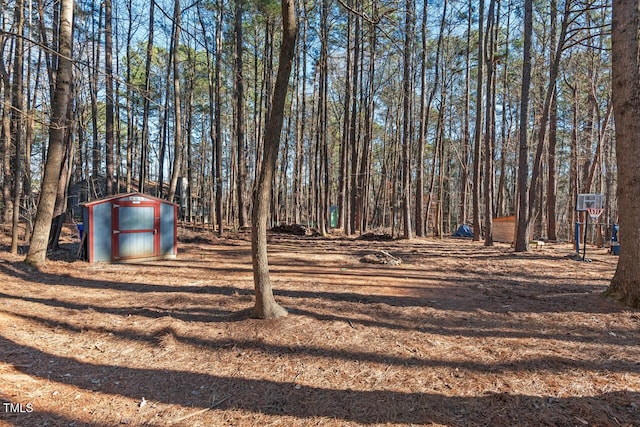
[81,192,178,263]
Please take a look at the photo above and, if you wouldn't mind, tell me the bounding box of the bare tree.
[25,0,74,267]
[252,0,297,319]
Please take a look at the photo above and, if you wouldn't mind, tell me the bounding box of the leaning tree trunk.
[251,0,297,319]
[25,0,73,267]
[607,0,640,307]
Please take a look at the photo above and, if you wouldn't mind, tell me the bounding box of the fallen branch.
[170,394,233,425]
[360,250,402,265]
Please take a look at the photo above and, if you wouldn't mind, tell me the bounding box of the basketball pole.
[582,213,588,261]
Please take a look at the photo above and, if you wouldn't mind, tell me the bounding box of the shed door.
[111,201,160,261]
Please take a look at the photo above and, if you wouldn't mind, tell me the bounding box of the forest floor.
[0,225,639,426]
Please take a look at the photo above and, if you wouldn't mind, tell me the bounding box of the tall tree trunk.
[198,1,223,234]
[496,0,512,218]
[215,0,223,235]
[90,0,102,180]
[607,0,640,307]
[416,1,429,236]
[423,1,446,234]
[293,1,307,225]
[186,48,195,221]
[483,0,497,246]
[124,1,133,193]
[472,0,484,241]
[348,9,360,235]
[314,0,329,236]
[158,78,170,197]
[139,0,154,195]
[255,19,274,187]
[252,0,297,319]
[48,115,74,251]
[10,0,25,254]
[401,0,414,240]
[565,78,579,238]
[234,0,248,227]
[547,0,558,241]
[167,0,182,204]
[360,1,377,233]
[525,2,571,241]
[515,0,533,252]
[339,9,352,233]
[1,51,12,223]
[460,0,472,226]
[25,0,73,267]
[104,0,114,195]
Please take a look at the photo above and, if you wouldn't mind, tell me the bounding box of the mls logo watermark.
[2,402,34,413]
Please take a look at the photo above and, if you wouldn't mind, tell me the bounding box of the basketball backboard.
[576,193,604,211]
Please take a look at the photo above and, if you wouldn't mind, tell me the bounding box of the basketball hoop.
[587,207,604,221]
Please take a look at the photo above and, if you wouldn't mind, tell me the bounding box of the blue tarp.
[453,224,473,238]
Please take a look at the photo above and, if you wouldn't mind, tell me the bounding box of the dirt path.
[1,231,638,426]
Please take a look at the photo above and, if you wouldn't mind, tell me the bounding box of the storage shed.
[81,192,178,263]
[491,215,534,244]
[492,215,517,244]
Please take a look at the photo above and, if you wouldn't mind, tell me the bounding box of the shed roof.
[80,192,178,207]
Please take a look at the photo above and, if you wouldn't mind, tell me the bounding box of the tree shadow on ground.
[0,258,621,316]
[1,283,635,349]
[5,306,639,374]
[0,336,638,426]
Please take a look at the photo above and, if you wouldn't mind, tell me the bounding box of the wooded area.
[2,0,640,422]
[0,0,617,246]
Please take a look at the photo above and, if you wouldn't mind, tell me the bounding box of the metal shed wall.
[160,202,177,257]
[87,201,113,262]
[82,193,177,263]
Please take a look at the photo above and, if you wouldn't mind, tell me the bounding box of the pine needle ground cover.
[1,228,638,426]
